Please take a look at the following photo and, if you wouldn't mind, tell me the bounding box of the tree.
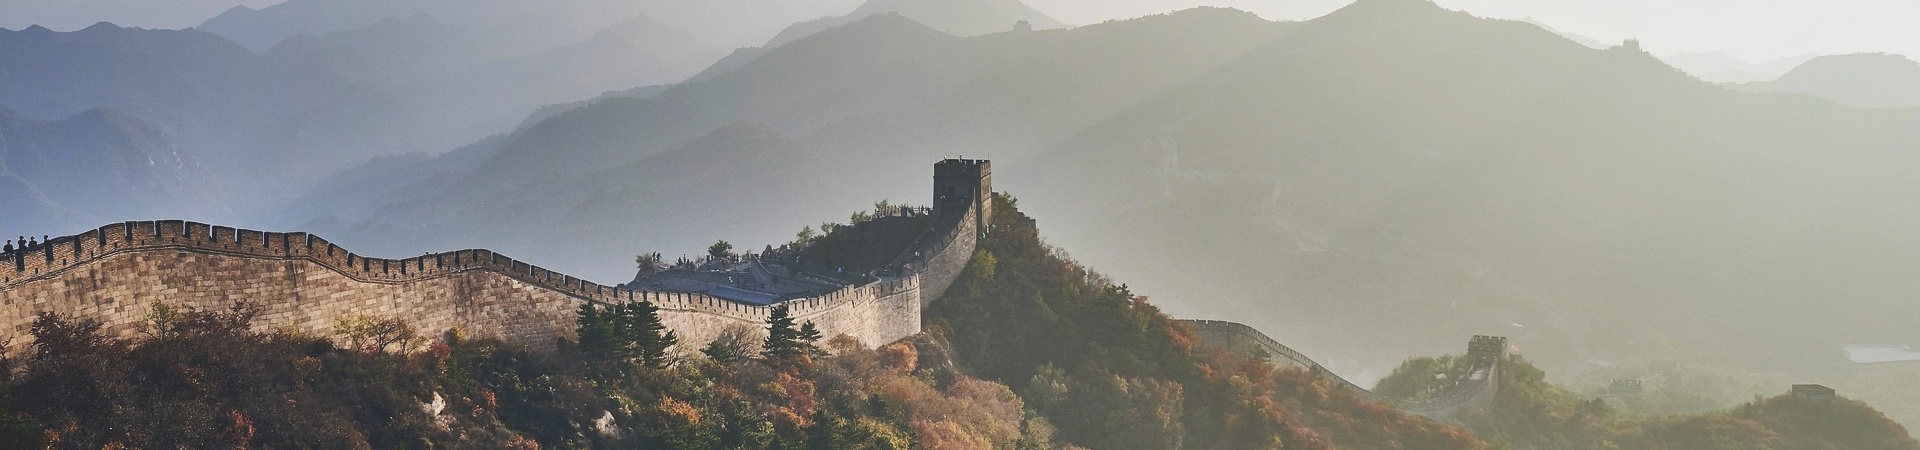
[793,225,820,249]
[334,315,419,354]
[702,338,745,364]
[577,301,678,368]
[708,240,735,261]
[798,322,825,358]
[622,301,678,368]
[702,325,757,364]
[762,304,822,369]
[576,303,616,358]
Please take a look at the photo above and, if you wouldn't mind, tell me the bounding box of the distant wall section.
[1183,319,1505,422]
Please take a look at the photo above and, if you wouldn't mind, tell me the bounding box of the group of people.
[2,235,49,254]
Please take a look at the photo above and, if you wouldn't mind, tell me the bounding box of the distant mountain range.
[0,22,412,198]
[771,0,1065,47]
[692,0,1068,82]
[290,0,1920,396]
[292,6,1286,277]
[1028,0,1920,377]
[198,0,862,52]
[1660,51,1817,83]
[1732,53,1920,109]
[0,106,220,233]
[0,4,755,215]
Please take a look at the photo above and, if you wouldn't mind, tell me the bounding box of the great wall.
[1185,319,1508,420]
[0,159,989,357]
[0,158,1505,421]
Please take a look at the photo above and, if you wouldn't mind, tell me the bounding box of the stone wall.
[0,159,988,356]
[903,200,979,302]
[1184,320,1376,397]
[0,220,925,354]
[1182,319,1504,422]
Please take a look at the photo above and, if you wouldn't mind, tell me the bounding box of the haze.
[7,0,1917,61]
[3,0,1920,445]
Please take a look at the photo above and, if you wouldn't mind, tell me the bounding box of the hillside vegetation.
[1374,354,1920,450]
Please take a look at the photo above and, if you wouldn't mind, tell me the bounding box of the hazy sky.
[1022,0,1919,62]
[1,0,1913,63]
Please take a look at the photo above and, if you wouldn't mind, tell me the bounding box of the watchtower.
[1466,335,1509,367]
[933,159,992,236]
[1791,384,1836,402]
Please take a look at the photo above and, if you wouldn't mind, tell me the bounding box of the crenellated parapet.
[0,218,927,353]
[0,159,989,355]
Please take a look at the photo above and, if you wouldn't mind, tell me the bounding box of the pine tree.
[576,301,676,367]
[576,303,615,359]
[702,337,744,363]
[798,321,825,358]
[763,304,804,366]
[629,300,677,368]
[610,303,642,359]
[764,304,827,369]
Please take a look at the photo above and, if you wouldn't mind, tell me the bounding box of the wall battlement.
[0,159,991,354]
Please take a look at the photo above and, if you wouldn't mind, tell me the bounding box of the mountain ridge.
[0,106,221,232]
[1732,53,1920,108]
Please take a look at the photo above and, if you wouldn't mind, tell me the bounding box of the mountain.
[285,0,1920,425]
[198,0,861,52]
[295,7,1288,276]
[258,12,717,157]
[1027,0,1920,376]
[1660,51,1817,83]
[0,21,425,192]
[768,0,1065,49]
[1521,17,1607,49]
[0,106,221,232]
[200,0,426,51]
[0,9,744,239]
[590,15,718,70]
[199,0,623,52]
[1732,53,1920,109]
[693,0,1066,82]
[0,23,253,124]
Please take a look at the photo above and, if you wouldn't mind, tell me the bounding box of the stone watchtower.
[933,159,993,236]
[1466,335,1509,367]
